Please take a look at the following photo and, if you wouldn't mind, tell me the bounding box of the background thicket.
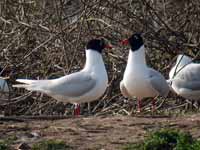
[0,0,200,116]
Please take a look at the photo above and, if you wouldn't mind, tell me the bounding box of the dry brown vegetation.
[0,0,200,116]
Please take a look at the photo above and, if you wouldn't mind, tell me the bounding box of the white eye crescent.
[134,36,138,40]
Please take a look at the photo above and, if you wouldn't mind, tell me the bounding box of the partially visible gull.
[0,67,9,93]
[168,54,200,100]
[120,33,169,112]
[13,38,112,116]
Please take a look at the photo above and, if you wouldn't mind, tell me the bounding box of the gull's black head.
[86,38,106,53]
[128,33,144,51]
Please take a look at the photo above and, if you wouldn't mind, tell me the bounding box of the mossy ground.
[32,140,72,150]
[0,138,71,150]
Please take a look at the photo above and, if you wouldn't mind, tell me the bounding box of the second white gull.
[120,33,169,112]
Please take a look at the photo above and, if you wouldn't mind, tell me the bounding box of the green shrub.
[123,129,200,150]
[123,143,143,150]
[32,139,72,150]
[191,140,200,150]
[0,141,9,150]
[0,136,17,150]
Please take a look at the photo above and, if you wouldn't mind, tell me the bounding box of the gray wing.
[176,64,200,81]
[173,79,200,91]
[49,71,96,97]
[148,68,169,97]
[120,81,131,98]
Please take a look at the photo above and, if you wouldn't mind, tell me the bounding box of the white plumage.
[121,46,169,99]
[13,49,108,104]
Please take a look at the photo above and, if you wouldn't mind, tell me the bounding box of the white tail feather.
[13,83,42,91]
[16,79,38,84]
[13,79,51,92]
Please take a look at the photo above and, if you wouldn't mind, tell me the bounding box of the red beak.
[105,44,113,49]
[120,39,129,45]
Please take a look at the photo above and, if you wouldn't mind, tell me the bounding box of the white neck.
[84,49,105,71]
[127,45,146,66]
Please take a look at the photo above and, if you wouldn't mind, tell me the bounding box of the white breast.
[123,65,157,99]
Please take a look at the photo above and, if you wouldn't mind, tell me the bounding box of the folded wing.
[148,69,169,97]
[176,64,200,81]
[13,71,96,98]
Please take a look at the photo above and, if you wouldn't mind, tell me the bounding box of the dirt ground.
[1,114,200,150]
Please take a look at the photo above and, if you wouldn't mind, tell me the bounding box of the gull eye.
[134,35,138,40]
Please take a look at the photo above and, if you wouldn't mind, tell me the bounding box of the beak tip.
[121,39,129,45]
[105,45,113,49]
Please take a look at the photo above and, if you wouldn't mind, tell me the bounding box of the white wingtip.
[166,79,171,84]
[166,79,175,92]
[16,79,37,84]
[12,84,27,88]
[13,83,40,91]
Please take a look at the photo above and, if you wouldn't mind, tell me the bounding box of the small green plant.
[123,129,200,150]
[123,142,143,150]
[32,139,72,150]
[191,141,200,150]
[3,135,17,146]
[0,135,17,150]
[0,140,9,150]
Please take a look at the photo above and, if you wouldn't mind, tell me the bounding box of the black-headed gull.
[120,33,169,112]
[13,38,111,116]
[168,54,200,100]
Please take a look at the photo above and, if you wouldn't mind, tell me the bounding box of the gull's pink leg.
[137,98,141,112]
[74,104,81,116]
[77,104,80,115]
